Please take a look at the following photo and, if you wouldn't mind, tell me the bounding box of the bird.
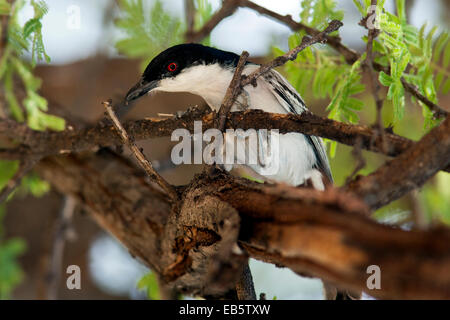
[125,43,362,300]
[125,43,333,191]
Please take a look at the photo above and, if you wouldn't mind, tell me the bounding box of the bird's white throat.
[155,63,257,111]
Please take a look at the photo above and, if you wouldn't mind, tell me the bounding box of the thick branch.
[0,110,423,163]
[36,151,450,299]
[346,115,450,209]
[2,0,448,301]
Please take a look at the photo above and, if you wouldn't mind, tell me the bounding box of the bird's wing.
[263,69,333,183]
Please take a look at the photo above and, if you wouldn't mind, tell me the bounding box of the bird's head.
[125,43,244,105]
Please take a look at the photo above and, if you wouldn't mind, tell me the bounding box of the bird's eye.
[167,62,178,72]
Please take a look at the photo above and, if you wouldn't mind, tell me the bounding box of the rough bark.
[347,116,450,209]
[36,150,450,299]
[0,109,426,160]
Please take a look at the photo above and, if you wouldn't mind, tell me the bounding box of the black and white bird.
[125,43,332,190]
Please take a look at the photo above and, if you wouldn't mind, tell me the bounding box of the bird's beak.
[125,79,159,103]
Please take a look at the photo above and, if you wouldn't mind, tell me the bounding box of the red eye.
[167,62,178,72]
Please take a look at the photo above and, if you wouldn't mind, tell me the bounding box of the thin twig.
[239,0,359,63]
[185,0,239,42]
[157,113,175,117]
[217,51,249,131]
[0,158,37,203]
[184,0,195,38]
[363,0,387,153]
[46,195,77,300]
[216,51,253,300]
[182,0,447,116]
[236,0,447,117]
[240,20,343,87]
[400,79,447,118]
[103,100,178,201]
[345,137,366,185]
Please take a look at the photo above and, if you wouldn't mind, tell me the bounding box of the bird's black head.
[125,43,242,102]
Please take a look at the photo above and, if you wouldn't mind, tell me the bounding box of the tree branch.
[185,0,239,43]
[235,263,256,300]
[217,51,249,131]
[346,115,450,209]
[238,0,359,64]
[35,151,450,299]
[0,111,413,157]
[184,0,195,38]
[1,109,448,172]
[0,158,37,203]
[46,195,77,300]
[1,0,448,301]
[363,0,387,154]
[240,20,343,87]
[236,0,448,117]
[103,100,178,201]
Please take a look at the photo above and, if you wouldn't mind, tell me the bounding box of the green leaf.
[395,0,406,23]
[326,59,363,124]
[31,0,48,17]
[444,37,450,68]
[300,0,313,24]
[21,173,50,197]
[432,32,448,63]
[23,18,42,39]
[3,68,25,122]
[116,0,185,70]
[0,0,11,14]
[19,0,51,66]
[379,71,393,86]
[324,139,337,158]
[442,78,450,94]
[0,161,19,192]
[352,0,365,16]
[346,97,364,111]
[137,272,160,300]
[0,237,26,299]
[391,81,405,122]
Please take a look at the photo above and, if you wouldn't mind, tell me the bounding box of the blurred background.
[2,0,449,299]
